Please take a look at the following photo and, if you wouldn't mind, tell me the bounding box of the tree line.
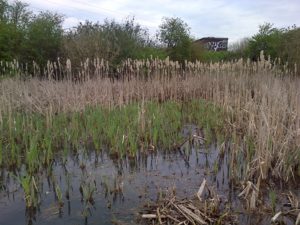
[1,0,299,76]
[232,23,300,69]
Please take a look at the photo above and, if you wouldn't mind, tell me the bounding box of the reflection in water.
[0,126,299,225]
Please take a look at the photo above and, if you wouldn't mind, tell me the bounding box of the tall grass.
[0,54,299,183]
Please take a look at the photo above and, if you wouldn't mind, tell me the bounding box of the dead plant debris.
[140,179,236,225]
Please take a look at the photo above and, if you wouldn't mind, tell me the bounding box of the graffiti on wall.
[206,40,228,51]
[195,37,228,51]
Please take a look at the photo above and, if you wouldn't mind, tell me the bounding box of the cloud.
[63,17,83,29]
[19,0,300,43]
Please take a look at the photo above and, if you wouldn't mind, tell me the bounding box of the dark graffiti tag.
[206,40,228,51]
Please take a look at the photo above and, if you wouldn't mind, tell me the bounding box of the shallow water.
[0,125,299,225]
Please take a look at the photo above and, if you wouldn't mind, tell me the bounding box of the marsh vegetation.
[0,53,299,224]
[1,1,300,224]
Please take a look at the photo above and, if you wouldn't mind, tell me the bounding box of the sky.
[13,0,300,43]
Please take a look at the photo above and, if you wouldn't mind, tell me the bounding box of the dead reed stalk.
[0,56,299,182]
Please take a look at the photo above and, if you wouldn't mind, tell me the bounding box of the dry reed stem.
[0,57,299,181]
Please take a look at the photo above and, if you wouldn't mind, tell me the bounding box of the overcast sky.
[15,0,300,43]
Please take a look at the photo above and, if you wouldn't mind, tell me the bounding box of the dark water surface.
[0,125,299,225]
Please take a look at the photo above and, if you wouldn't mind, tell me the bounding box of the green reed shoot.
[269,190,277,213]
[0,138,2,167]
[26,135,39,174]
[18,175,39,209]
[0,100,224,174]
[55,184,64,207]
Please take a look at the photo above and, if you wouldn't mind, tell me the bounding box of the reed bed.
[0,54,299,185]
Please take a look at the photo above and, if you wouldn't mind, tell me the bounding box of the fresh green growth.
[80,181,97,204]
[0,137,2,167]
[18,175,40,209]
[0,100,224,173]
[55,184,64,207]
[269,190,277,213]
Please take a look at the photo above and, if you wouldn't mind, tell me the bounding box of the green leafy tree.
[158,17,192,61]
[0,0,9,22]
[246,23,283,60]
[0,22,24,60]
[279,26,300,74]
[23,11,64,66]
[7,0,31,28]
[0,0,31,61]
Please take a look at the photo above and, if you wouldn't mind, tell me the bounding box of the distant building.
[194,37,228,51]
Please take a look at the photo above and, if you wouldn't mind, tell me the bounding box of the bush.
[245,23,283,61]
[198,51,237,62]
[279,26,300,74]
[63,17,155,67]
